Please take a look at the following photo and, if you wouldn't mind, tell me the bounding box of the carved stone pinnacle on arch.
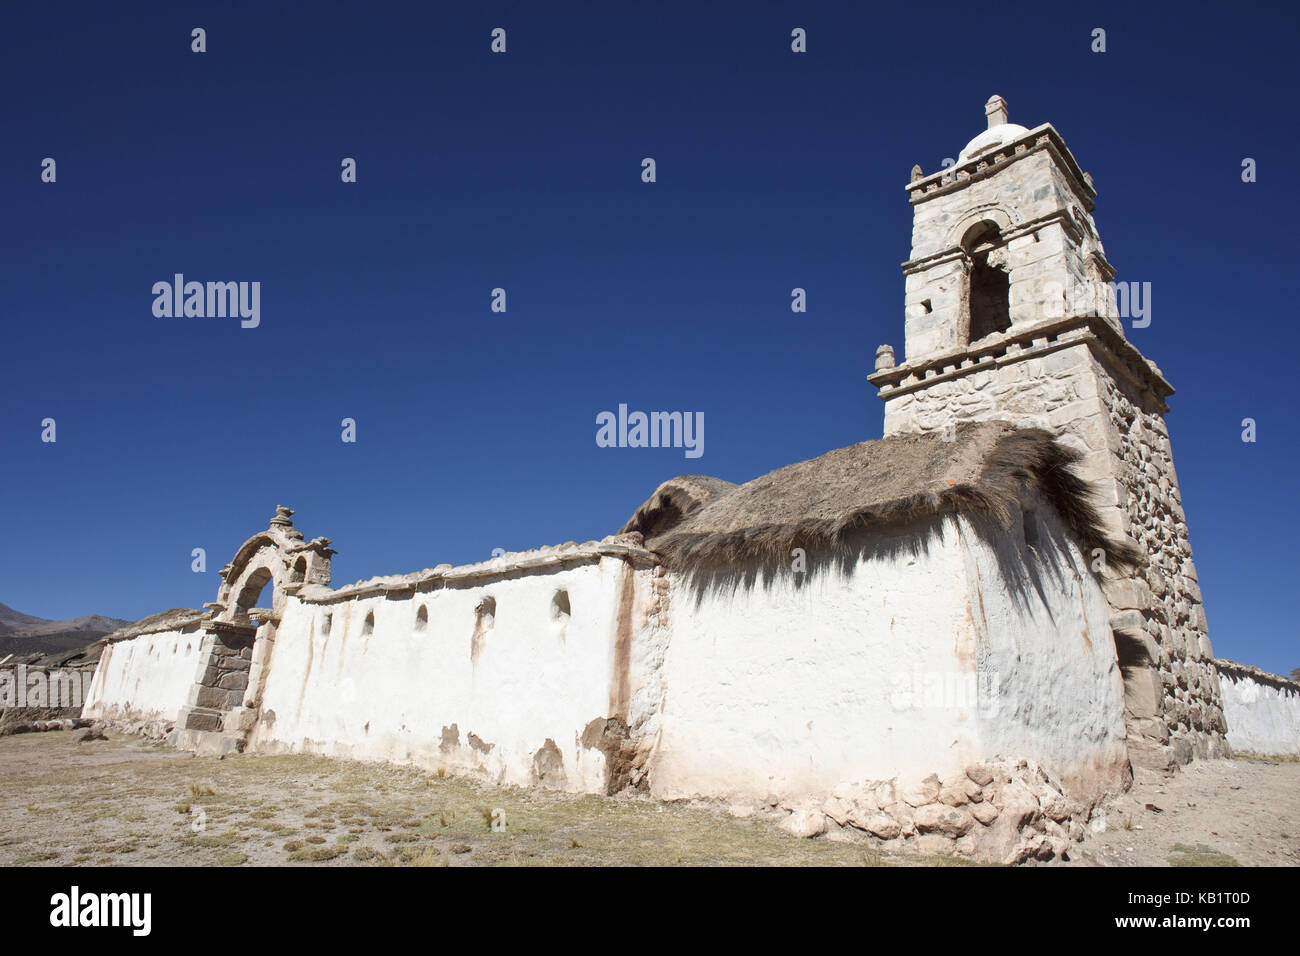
[210,507,335,622]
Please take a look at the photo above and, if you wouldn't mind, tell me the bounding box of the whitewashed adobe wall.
[80,507,1128,826]
[245,552,666,793]
[78,508,1130,861]
[650,504,1127,808]
[962,499,1129,803]
[1216,662,1300,755]
[83,626,205,725]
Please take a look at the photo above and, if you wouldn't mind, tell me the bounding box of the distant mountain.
[0,604,48,633]
[0,602,131,659]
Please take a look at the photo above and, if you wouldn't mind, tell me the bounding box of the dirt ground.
[0,731,1295,866]
[0,732,911,866]
[1063,755,1300,867]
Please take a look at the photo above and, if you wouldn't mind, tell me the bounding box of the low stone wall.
[2,662,99,736]
[1216,660,1300,755]
[0,708,90,737]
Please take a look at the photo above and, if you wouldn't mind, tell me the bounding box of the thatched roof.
[622,422,1139,577]
[620,475,739,542]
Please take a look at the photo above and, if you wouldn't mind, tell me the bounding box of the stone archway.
[172,506,335,755]
[233,565,275,619]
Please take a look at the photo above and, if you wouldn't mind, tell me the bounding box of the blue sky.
[2,1,1296,675]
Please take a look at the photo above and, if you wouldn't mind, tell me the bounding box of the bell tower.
[869,96,1227,770]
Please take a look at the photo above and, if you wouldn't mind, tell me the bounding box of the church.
[83,96,1237,863]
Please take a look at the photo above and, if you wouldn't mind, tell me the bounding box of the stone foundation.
[772,757,1103,864]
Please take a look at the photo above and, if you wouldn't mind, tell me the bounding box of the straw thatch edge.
[644,428,1141,576]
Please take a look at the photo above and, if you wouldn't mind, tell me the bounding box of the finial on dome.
[270,505,294,527]
[985,95,1008,129]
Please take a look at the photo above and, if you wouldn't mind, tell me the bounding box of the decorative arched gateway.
[172,506,335,755]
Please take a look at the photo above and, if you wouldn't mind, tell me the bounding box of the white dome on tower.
[958,122,1030,162]
[956,94,1028,163]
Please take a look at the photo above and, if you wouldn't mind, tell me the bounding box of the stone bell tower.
[868,96,1227,771]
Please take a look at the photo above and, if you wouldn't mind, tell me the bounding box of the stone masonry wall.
[1093,361,1226,764]
[180,625,254,734]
